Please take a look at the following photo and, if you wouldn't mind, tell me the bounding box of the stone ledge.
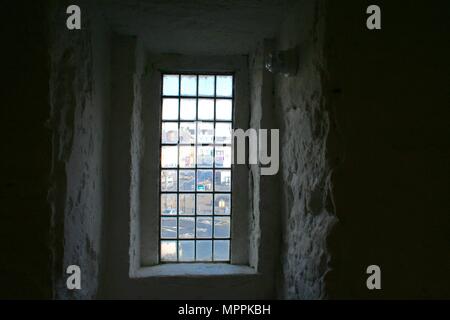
[132,264,257,278]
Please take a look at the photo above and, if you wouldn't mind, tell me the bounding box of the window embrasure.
[159,74,234,263]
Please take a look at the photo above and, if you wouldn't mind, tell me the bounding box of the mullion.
[191,239,231,241]
[194,75,199,261]
[177,74,181,262]
[228,75,234,262]
[169,215,230,217]
[163,95,232,99]
[212,75,217,261]
[160,73,233,263]
[159,73,163,263]
[162,143,231,147]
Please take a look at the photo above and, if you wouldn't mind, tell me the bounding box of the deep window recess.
[159,74,234,263]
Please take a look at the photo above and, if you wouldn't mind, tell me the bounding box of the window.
[159,74,234,263]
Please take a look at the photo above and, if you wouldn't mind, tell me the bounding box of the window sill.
[133,263,257,278]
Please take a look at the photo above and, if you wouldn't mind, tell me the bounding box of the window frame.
[158,72,235,263]
[133,54,251,275]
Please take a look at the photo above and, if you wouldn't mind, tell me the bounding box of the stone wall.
[275,0,450,299]
[248,40,282,294]
[43,0,450,300]
[49,1,111,299]
[274,0,339,299]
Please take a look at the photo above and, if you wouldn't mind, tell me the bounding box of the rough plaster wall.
[248,49,263,269]
[275,0,450,299]
[98,34,137,297]
[49,1,110,299]
[275,0,338,299]
[248,41,282,296]
[129,39,146,275]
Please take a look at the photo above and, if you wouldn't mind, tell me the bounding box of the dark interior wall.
[326,0,450,298]
[248,40,282,297]
[1,0,111,300]
[2,0,448,301]
[48,0,111,299]
[1,2,52,299]
[274,0,450,299]
[274,0,338,299]
[98,34,136,298]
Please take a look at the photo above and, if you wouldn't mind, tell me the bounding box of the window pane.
[216,99,232,120]
[215,146,231,168]
[179,241,195,262]
[197,170,213,192]
[196,240,212,261]
[198,99,214,120]
[179,218,195,239]
[180,99,196,120]
[179,146,195,168]
[161,241,177,262]
[213,240,230,261]
[161,194,177,215]
[161,170,177,192]
[179,170,195,192]
[214,217,230,238]
[181,75,197,96]
[161,146,178,168]
[196,217,212,238]
[162,98,179,120]
[215,170,231,191]
[215,123,232,144]
[198,75,215,96]
[197,122,214,144]
[179,122,196,144]
[216,75,233,97]
[160,74,234,264]
[161,217,177,239]
[163,75,179,96]
[179,194,195,215]
[214,194,231,215]
[197,194,213,215]
[197,146,214,168]
[161,122,178,144]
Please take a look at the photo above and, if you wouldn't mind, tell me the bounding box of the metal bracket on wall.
[265,46,299,77]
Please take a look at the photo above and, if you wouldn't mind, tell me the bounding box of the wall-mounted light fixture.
[265,46,299,77]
